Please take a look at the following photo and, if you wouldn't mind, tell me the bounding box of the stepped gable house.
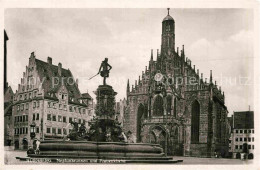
[123,9,230,157]
[12,52,93,149]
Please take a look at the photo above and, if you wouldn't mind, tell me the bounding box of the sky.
[4,8,254,115]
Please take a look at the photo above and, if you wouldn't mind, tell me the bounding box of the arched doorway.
[14,140,19,150]
[22,138,28,150]
[150,131,156,144]
[153,95,164,116]
[150,126,167,153]
[191,100,200,143]
[248,153,254,159]
[137,104,144,142]
[158,131,166,152]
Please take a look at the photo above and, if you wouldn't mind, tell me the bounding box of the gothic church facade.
[123,9,230,157]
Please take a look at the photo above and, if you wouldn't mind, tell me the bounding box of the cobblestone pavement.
[4,149,253,165]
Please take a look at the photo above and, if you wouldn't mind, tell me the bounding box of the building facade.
[229,111,254,159]
[12,52,94,149]
[123,9,230,157]
[4,30,15,146]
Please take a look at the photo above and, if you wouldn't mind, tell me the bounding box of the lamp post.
[30,122,36,148]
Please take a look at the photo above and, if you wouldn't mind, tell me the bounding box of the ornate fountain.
[24,58,182,163]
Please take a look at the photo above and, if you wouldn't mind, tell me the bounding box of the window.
[34,91,37,98]
[79,119,81,124]
[249,130,251,133]
[244,130,247,133]
[23,115,26,122]
[58,128,62,134]
[235,145,238,149]
[26,115,28,121]
[52,115,56,121]
[33,114,35,121]
[47,114,51,121]
[63,116,66,123]
[53,103,56,109]
[20,95,22,100]
[48,102,51,108]
[248,145,251,149]
[62,94,64,100]
[21,104,24,111]
[26,103,29,110]
[69,106,73,112]
[235,138,238,142]
[69,117,72,123]
[47,127,51,133]
[74,107,77,113]
[37,101,40,107]
[25,127,28,134]
[82,109,85,114]
[83,119,86,124]
[20,128,23,134]
[240,130,243,133]
[52,128,56,134]
[33,102,36,108]
[253,145,254,149]
[252,137,254,142]
[244,137,247,141]
[240,145,243,149]
[29,93,32,99]
[24,94,27,100]
[74,118,77,122]
[17,105,20,111]
[36,127,39,133]
[59,104,62,110]
[36,113,39,120]
[191,100,200,143]
[64,105,67,111]
[20,116,23,122]
[240,138,242,141]
[58,115,62,122]
[252,130,254,133]
[63,128,67,135]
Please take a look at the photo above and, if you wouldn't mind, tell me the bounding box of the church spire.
[167,8,170,15]
[127,79,130,93]
[210,70,213,84]
[150,49,153,61]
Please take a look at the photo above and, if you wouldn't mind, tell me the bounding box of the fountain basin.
[28,140,168,160]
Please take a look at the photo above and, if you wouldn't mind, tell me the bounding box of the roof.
[81,93,92,99]
[35,59,81,99]
[163,15,174,22]
[233,111,254,129]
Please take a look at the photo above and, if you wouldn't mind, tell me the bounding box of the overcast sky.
[5,8,254,115]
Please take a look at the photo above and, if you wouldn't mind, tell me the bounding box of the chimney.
[47,57,52,65]
[58,63,62,76]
